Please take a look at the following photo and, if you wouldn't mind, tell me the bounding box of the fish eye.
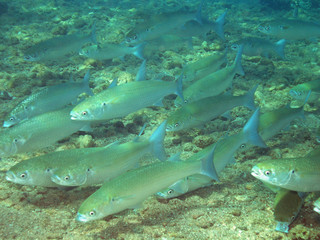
[9,117,15,121]
[89,210,96,216]
[167,189,174,194]
[297,92,302,96]
[240,144,246,149]
[231,44,238,50]
[13,139,19,143]
[264,170,271,176]
[102,102,107,106]
[87,168,91,172]
[46,168,51,172]
[20,172,27,178]
[82,111,87,116]
[174,123,179,127]
[64,175,70,180]
[291,170,295,174]
[184,100,188,103]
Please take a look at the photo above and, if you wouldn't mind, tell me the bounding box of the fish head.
[71,99,113,121]
[174,96,189,107]
[0,136,27,157]
[124,34,138,44]
[167,107,193,131]
[156,187,179,199]
[3,115,20,128]
[258,24,273,35]
[230,43,240,52]
[51,168,88,186]
[6,169,32,185]
[79,45,98,57]
[76,191,118,222]
[289,87,308,100]
[24,51,43,62]
[251,161,293,187]
[70,106,95,121]
[6,163,55,186]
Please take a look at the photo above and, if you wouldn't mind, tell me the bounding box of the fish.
[50,121,167,186]
[273,189,306,233]
[79,43,145,61]
[24,25,96,62]
[70,75,184,121]
[126,2,203,45]
[251,148,320,192]
[171,11,227,41]
[3,71,93,128]
[314,197,320,214]
[6,147,102,187]
[256,105,305,143]
[76,146,218,222]
[157,108,267,199]
[231,37,286,59]
[166,85,257,131]
[258,19,320,40]
[0,107,89,157]
[289,79,320,101]
[175,45,244,106]
[183,50,227,82]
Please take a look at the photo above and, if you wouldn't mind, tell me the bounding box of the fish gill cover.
[0,0,320,239]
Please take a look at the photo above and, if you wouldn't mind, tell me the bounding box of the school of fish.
[2,0,320,235]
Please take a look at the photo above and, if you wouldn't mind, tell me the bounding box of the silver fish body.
[231,37,286,59]
[0,107,89,157]
[258,19,320,40]
[3,71,93,128]
[24,26,96,62]
[70,77,183,121]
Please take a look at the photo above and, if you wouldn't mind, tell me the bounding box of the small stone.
[231,209,241,217]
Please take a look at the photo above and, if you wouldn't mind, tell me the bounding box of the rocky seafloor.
[0,0,320,239]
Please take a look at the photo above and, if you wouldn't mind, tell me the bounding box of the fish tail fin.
[133,43,146,60]
[243,85,258,111]
[275,39,286,59]
[83,70,94,96]
[233,44,245,76]
[195,0,205,24]
[149,121,167,161]
[243,108,267,148]
[214,10,227,41]
[200,145,219,181]
[90,23,97,44]
[135,59,147,81]
[175,73,184,102]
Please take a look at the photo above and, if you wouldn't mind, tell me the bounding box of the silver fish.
[3,71,93,128]
[231,37,286,59]
[0,107,89,157]
[24,25,96,62]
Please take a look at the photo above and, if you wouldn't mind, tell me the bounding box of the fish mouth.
[314,206,320,214]
[251,166,261,178]
[6,171,16,182]
[3,121,13,128]
[76,213,89,222]
[70,112,79,120]
[51,175,62,184]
